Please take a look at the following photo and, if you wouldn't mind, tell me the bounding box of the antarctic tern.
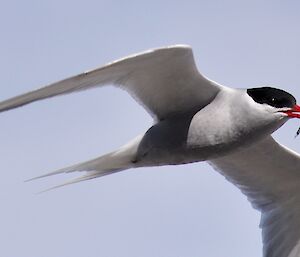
[1,45,300,257]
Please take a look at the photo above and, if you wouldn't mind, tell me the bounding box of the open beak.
[284,105,300,118]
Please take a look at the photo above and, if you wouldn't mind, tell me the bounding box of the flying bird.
[1,45,300,257]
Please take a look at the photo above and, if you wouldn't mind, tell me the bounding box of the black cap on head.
[247,87,296,108]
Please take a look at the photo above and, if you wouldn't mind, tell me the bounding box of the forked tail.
[29,135,143,192]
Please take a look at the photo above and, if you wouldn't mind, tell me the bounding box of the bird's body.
[133,88,284,167]
[1,45,300,257]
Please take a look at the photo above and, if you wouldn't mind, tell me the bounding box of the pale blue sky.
[1,1,300,257]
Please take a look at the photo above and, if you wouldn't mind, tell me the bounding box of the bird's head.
[246,87,300,135]
[247,87,300,118]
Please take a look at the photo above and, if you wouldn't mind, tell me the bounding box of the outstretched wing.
[0,45,221,120]
[210,136,300,257]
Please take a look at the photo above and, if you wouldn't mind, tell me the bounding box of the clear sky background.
[1,1,300,257]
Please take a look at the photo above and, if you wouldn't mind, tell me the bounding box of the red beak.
[284,104,300,118]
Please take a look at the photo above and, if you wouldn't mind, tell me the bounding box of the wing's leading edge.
[0,45,221,120]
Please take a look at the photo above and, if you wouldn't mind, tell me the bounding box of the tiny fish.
[295,126,300,138]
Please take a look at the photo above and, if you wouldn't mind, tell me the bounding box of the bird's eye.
[271,98,276,102]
